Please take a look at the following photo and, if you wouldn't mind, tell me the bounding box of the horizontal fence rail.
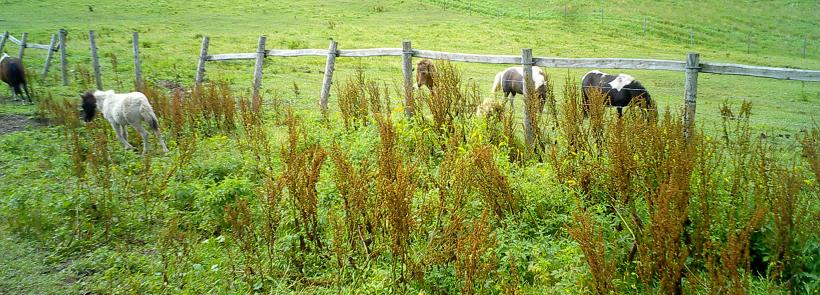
[203,45,819,82]
[0,34,58,51]
[700,62,820,81]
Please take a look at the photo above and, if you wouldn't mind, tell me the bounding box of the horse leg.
[11,84,21,102]
[150,125,169,154]
[617,107,624,118]
[130,121,151,155]
[22,81,32,104]
[111,122,135,150]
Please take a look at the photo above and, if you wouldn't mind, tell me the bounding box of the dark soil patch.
[0,114,46,135]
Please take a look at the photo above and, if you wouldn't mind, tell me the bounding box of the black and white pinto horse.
[581,70,653,117]
[491,66,548,111]
[81,90,169,154]
[0,53,32,103]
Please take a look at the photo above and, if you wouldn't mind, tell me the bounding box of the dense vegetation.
[1,0,818,294]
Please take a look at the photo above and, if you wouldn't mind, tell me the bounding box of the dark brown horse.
[0,53,31,103]
[415,59,436,90]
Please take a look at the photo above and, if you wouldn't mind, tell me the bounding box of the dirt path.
[0,114,45,135]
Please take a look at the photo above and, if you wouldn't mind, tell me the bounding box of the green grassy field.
[1,0,819,294]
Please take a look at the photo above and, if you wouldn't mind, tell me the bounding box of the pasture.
[0,0,818,294]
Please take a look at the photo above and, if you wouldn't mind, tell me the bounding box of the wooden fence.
[194,36,820,144]
[0,30,68,84]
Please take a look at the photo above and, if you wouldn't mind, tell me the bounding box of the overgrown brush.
[281,109,326,258]
[329,145,378,267]
[417,60,480,134]
[567,209,616,294]
[336,69,371,129]
[375,113,416,288]
[454,209,497,295]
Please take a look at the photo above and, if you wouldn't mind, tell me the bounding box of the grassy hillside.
[0,0,818,294]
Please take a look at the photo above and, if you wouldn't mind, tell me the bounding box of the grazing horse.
[0,53,32,103]
[81,90,169,154]
[581,70,653,117]
[415,59,436,90]
[491,66,548,111]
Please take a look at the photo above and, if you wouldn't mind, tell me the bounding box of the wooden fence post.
[59,29,69,86]
[89,30,103,90]
[643,16,647,34]
[0,31,8,54]
[690,29,694,48]
[402,40,415,117]
[41,34,57,79]
[195,36,209,85]
[17,32,27,60]
[319,40,338,113]
[252,35,267,99]
[683,52,700,140]
[521,48,534,148]
[132,32,142,91]
[803,37,807,58]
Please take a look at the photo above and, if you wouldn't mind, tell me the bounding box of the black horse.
[0,53,31,103]
[581,70,652,117]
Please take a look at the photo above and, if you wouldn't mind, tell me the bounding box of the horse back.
[0,58,27,85]
[501,68,524,95]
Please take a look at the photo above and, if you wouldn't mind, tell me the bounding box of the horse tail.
[139,103,160,131]
[491,70,504,94]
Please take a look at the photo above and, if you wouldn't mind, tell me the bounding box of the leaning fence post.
[319,40,338,114]
[17,32,27,60]
[195,36,209,85]
[0,31,8,54]
[401,40,415,117]
[59,29,69,86]
[41,34,57,79]
[132,32,143,91]
[683,52,700,140]
[89,30,103,90]
[252,35,267,99]
[521,48,534,149]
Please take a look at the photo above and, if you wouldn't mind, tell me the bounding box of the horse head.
[80,91,98,122]
[415,59,436,90]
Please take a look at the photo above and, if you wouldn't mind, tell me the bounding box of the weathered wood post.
[252,35,267,99]
[0,31,9,54]
[17,32,27,59]
[683,52,700,140]
[195,36,209,85]
[132,32,143,91]
[803,37,807,58]
[319,40,338,113]
[41,34,57,79]
[521,48,534,148]
[401,40,415,117]
[690,29,694,48]
[59,29,69,86]
[89,30,103,90]
[643,16,647,34]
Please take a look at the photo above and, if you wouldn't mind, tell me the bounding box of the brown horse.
[0,53,31,103]
[415,59,436,90]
